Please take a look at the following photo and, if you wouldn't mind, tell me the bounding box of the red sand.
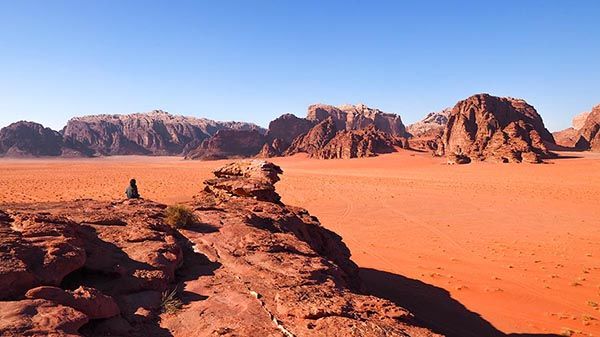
[1,151,599,336]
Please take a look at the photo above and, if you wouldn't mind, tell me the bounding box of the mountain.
[62,110,264,156]
[441,94,555,163]
[307,103,408,137]
[0,121,91,157]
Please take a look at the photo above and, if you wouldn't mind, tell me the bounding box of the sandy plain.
[1,151,599,337]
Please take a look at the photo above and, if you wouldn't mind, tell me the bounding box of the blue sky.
[1,1,599,131]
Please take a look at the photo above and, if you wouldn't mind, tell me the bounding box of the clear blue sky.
[1,1,599,131]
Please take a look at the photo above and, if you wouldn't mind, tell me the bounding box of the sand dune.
[0,151,599,336]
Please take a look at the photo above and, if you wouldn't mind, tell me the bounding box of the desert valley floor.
[1,151,599,337]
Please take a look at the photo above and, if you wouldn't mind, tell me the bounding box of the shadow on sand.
[360,268,561,337]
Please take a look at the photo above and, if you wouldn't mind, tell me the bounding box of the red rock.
[0,299,88,337]
[63,110,263,156]
[185,129,267,160]
[266,113,315,144]
[204,160,283,203]
[576,104,600,151]
[284,117,339,156]
[307,103,408,137]
[26,286,119,319]
[0,121,91,158]
[442,93,555,163]
[315,125,405,159]
[0,212,86,300]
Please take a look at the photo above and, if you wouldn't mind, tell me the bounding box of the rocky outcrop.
[284,117,407,159]
[316,125,406,159]
[573,111,591,131]
[442,94,555,163]
[285,117,339,156]
[552,110,594,148]
[26,286,120,319]
[0,121,91,157]
[307,103,408,137]
[203,160,283,203]
[62,110,264,156]
[574,104,600,151]
[407,108,450,138]
[0,161,440,337]
[407,109,451,152]
[185,129,267,160]
[267,113,316,145]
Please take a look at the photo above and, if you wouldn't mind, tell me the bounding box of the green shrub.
[165,205,196,228]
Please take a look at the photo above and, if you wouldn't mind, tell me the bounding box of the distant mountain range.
[2,95,599,163]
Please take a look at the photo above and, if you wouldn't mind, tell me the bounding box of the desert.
[1,150,599,336]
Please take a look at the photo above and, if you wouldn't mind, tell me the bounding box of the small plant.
[165,205,196,228]
[161,286,183,314]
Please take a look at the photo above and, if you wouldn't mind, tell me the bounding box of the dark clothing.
[126,185,140,199]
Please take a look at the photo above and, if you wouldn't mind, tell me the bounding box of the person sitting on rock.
[125,179,140,199]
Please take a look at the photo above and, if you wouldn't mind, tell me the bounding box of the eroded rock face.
[316,125,406,159]
[0,161,440,337]
[573,111,591,130]
[576,104,600,151]
[307,103,408,137]
[185,129,267,160]
[267,113,316,145]
[407,108,450,138]
[0,121,90,158]
[442,94,555,163]
[62,110,264,156]
[285,117,339,156]
[407,109,451,152]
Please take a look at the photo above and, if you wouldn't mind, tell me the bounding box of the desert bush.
[165,204,196,228]
[161,286,183,314]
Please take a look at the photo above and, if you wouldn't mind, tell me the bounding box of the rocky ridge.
[0,160,440,337]
[62,110,264,156]
[0,121,91,157]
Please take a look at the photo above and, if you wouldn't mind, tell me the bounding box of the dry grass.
[161,286,183,314]
[165,204,196,229]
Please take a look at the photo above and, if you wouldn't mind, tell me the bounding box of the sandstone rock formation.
[442,94,555,163]
[316,125,405,159]
[307,103,408,137]
[185,129,267,160]
[573,111,591,130]
[267,113,316,145]
[406,108,451,138]
[406,108,451,152]
[574,104,600,151]
[285,117,407,159]
[0,160,440,337]
[0,121,90,157]
[285,117,339,157]
[552,110,594,148]
[62,110,264,156]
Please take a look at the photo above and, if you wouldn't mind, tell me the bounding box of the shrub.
[165,205,196,228]
[161,286,183,314]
